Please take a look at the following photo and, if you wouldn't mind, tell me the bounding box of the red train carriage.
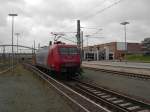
[35,41,81,77]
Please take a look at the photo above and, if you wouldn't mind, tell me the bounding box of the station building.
[83,42,143,60]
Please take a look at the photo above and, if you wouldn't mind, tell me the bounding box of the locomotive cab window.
[59,47,79,55]
[69,47,79,54]
[59,48,68,54]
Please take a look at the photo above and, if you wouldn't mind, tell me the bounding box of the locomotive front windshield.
[59,47,79,55]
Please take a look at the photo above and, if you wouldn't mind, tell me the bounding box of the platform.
[83,61,150,69]
[82,61,150,76]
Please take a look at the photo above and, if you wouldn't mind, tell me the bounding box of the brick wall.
[83,42,143,60]
[127,43,142,54]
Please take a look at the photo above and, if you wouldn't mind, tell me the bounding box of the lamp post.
[120,21,129,63]
[85,35,90,47]
[8,13,18,72]
[15,33,20,62]
[15,33,20,54]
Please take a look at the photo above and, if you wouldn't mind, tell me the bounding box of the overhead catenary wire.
[80,0,124,46]
[83,0,124,19]
[50,32,77,43]
[61,36,77,43]
[82,27,103,38]
[92,0,108,10]
[50,0,123,45]
[90,29,103,36]
[83,0,113,18]
[94,0,123,16]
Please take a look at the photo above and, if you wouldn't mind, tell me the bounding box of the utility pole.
[15,33,20,54]
[120,21,130,63]
[77,20,82,63]
[3,46,5,63]
[15,33,20,63]
[38,43,40,49]
[81,31,83,62]
[33,41,36,65]
[31,45,33,54]
[8,13,18,73]
[77,20,81,48]
[34,40,35,54]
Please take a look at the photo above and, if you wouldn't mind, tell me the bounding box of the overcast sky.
[0,0,150,48]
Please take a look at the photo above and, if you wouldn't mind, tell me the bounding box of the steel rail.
[0,65,17,74]
[23,63,110,112]
[83,66,150,80]
[72,79,150,112]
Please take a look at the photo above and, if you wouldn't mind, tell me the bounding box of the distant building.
[83,42,142,60]
[141,38,150,54]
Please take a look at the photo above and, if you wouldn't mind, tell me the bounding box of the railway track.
[83,66,150,80]
[23,63,110,112]
[68,79,150,112]
[24,63,150,112]
[0,65,17,74]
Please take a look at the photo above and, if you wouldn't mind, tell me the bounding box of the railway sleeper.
[112,100,124,104]
[97,93,106,96]
[127,105,141,111]
[101,95,111,98]
[93,91,103,94]
[89,89,97,92]
[106,97,118,101]
[119,102,132,107]
[137,109,150,112]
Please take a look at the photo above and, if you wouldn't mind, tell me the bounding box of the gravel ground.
[82,68,150,102]
[0,65,74,112]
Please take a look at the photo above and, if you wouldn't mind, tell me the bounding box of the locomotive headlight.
[61,68,66,72]
[64,63,77,67]
[61,64,65,72]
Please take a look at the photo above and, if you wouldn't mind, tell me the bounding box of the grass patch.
[127,54,150,62]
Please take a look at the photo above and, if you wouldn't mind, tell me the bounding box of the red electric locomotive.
[35,41,81,78]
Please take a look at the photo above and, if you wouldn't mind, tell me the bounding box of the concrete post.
[97,50,99,61]
[105,47,109,60]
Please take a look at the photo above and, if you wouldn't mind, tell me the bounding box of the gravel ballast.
[0,65,74,112]
[82,68,150,102]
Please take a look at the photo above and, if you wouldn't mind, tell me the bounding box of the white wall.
[117,42,127,50]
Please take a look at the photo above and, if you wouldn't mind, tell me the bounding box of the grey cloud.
[0,0,150,47]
